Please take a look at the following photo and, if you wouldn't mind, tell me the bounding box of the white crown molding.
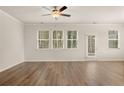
[0,9,24,25]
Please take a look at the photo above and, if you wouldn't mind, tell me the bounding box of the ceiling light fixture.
[52,10,60,18]
[42,6,71,20]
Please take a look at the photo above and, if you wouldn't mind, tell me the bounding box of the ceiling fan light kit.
[52,10,61,17]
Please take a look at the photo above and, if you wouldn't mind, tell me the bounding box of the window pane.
[67,40,77,48]
[53,40,63,48]
[68,31,77,39]
[109,40,118,48]
[67,40,71,48]
[58,40,63,48]
[39,31,49,39]
[53,31,63,39]
[38,40,49,48]
[73,40,77,48]
[88,35,95,54]
[109,31,118,39]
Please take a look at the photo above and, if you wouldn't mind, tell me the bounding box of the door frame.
[85,34,96,60]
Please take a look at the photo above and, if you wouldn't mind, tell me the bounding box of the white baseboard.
[25,59,124,62]
[96,59,124,61]
[0,62,23,72]
[25,60,85,62]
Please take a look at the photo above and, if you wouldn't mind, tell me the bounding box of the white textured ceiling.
[1,6,124,24]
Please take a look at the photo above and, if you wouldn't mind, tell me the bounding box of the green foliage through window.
[67,31,77,48]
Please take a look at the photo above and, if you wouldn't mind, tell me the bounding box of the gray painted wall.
[0,10,24,71]
[24,24,124,61]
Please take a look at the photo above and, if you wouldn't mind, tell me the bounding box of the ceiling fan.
[42,6,71,20]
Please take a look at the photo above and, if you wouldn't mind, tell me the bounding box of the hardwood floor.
[0,61,124,86]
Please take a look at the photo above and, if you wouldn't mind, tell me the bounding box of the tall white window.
[108,30,119,48]
[67,31,77,48]
[38,31,49,49]
[53,31,63,48]
[88,35,95,56]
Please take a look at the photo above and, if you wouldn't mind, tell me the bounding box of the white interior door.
[86,34,96,59]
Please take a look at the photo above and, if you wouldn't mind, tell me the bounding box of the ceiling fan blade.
[61,14,71,17]
[42,6,51,11]
[59,6,67,12]
[42,14,51,16]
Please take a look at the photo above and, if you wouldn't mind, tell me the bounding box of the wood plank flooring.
[0,61,124,86]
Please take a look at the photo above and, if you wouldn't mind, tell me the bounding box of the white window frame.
[52,30,64,49]
[37,31,50,49]
[108,30,120,49]
[67,30,78,49]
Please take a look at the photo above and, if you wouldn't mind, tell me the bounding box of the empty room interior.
[0,6,124,86]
